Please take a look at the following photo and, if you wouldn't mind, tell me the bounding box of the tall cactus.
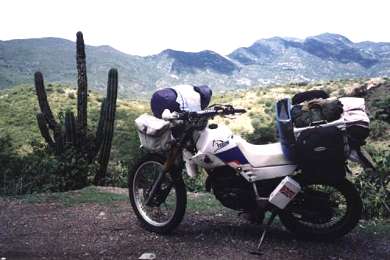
[76,31,88,137]
[95,69,118,184]
[34,31,118,185]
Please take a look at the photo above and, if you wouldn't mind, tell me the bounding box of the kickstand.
[250,210,277,255]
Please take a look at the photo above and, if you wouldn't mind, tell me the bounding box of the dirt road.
[1,187,389,259]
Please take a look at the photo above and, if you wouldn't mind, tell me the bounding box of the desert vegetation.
[0,77,389,219]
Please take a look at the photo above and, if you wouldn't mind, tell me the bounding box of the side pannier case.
[135,114,172,152]
[295,125,347,183]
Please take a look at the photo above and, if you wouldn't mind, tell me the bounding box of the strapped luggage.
[291,99,344,127]
[339,97,370,147]
[276,92,370,182]
[151,85,212,118]
[292,90,329,105]
[135,114,172,152]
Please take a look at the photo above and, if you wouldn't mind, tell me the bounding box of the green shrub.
[353,146,390,219]
[56,88,65,94]
[265,100,273,107]
[183,169,208,192]
[370,121,388,139]
[245,120,277,144]
[0,136,97,196]
[338,88,346,96]
[68,92,76,99]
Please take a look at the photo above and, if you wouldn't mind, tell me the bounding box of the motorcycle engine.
[206,166,256,210]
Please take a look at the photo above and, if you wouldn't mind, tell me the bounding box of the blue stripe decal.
[215,147,249,164]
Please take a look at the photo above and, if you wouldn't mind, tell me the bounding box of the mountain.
[1,33,390,97]
[156,49,238,74]
[228,33,390,85]
[0,37,157,97]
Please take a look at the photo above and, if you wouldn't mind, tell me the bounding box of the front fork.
[145,146,182,206]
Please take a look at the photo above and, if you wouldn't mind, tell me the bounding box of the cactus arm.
[36,113,55,148]
[34,72,58,130]
[93,98,107,155]
[95,69,118,184]
[64,111,77,146]
[53,125,64,155]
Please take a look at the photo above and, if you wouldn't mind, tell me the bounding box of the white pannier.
[135,114,172,152]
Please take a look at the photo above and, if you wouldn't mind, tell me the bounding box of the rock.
[139,253,156,259]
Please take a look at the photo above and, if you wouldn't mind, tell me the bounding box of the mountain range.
[1,33,389,97]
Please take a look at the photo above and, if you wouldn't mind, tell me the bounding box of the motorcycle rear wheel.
[279,179,362,240]
[128,154,187,234]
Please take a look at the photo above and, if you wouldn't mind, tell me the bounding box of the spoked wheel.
[279,179,362,240]
[128,154,186,234]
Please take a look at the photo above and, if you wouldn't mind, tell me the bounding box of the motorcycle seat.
[237,140,293,168]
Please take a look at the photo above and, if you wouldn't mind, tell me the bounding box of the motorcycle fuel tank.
[192,124,248,168]
[196,124,235,154]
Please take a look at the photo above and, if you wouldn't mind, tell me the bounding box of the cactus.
[76,31,88,136]
[34,31,118,185]
[36,113,54,149]
[64,110,76,146]
[34,72,58,130]
[95,69,118,184]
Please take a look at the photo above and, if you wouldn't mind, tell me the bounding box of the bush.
[338,88,346,96]
[244,120,277,144]
[68,92,76,99]
[183,170,208,192]
[56,88,65,94]
[353,146,390,219]
[370,121,388,139]
[0,136,97,196]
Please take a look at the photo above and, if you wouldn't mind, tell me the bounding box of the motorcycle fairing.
[215,146,249,165]
[191,123,297,180]
[240,164,297,182]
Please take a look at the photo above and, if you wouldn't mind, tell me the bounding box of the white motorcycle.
[129,103,374,244]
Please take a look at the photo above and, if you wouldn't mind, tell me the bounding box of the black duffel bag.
[296,126,347,183]
[292,90,329,105]
[291,99,344,127]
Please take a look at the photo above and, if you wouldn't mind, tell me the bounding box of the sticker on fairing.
[215,147,249,165]
[213,139,229,152]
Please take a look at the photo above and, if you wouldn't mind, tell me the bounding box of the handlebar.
[161,105,246,121]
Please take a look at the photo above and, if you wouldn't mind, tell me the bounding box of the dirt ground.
[1,188,389,260]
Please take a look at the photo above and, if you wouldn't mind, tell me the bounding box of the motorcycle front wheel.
[279,179,362,240]
[128,154,187,234]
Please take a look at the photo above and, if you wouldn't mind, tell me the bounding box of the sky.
[0,0,389,56]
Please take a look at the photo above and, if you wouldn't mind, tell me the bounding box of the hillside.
[1,78,389,219]
[0,84,147,164]
[1,33,390,97]
[1,77,388,161]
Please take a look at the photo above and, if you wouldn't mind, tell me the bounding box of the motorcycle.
[128,103,375,244]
